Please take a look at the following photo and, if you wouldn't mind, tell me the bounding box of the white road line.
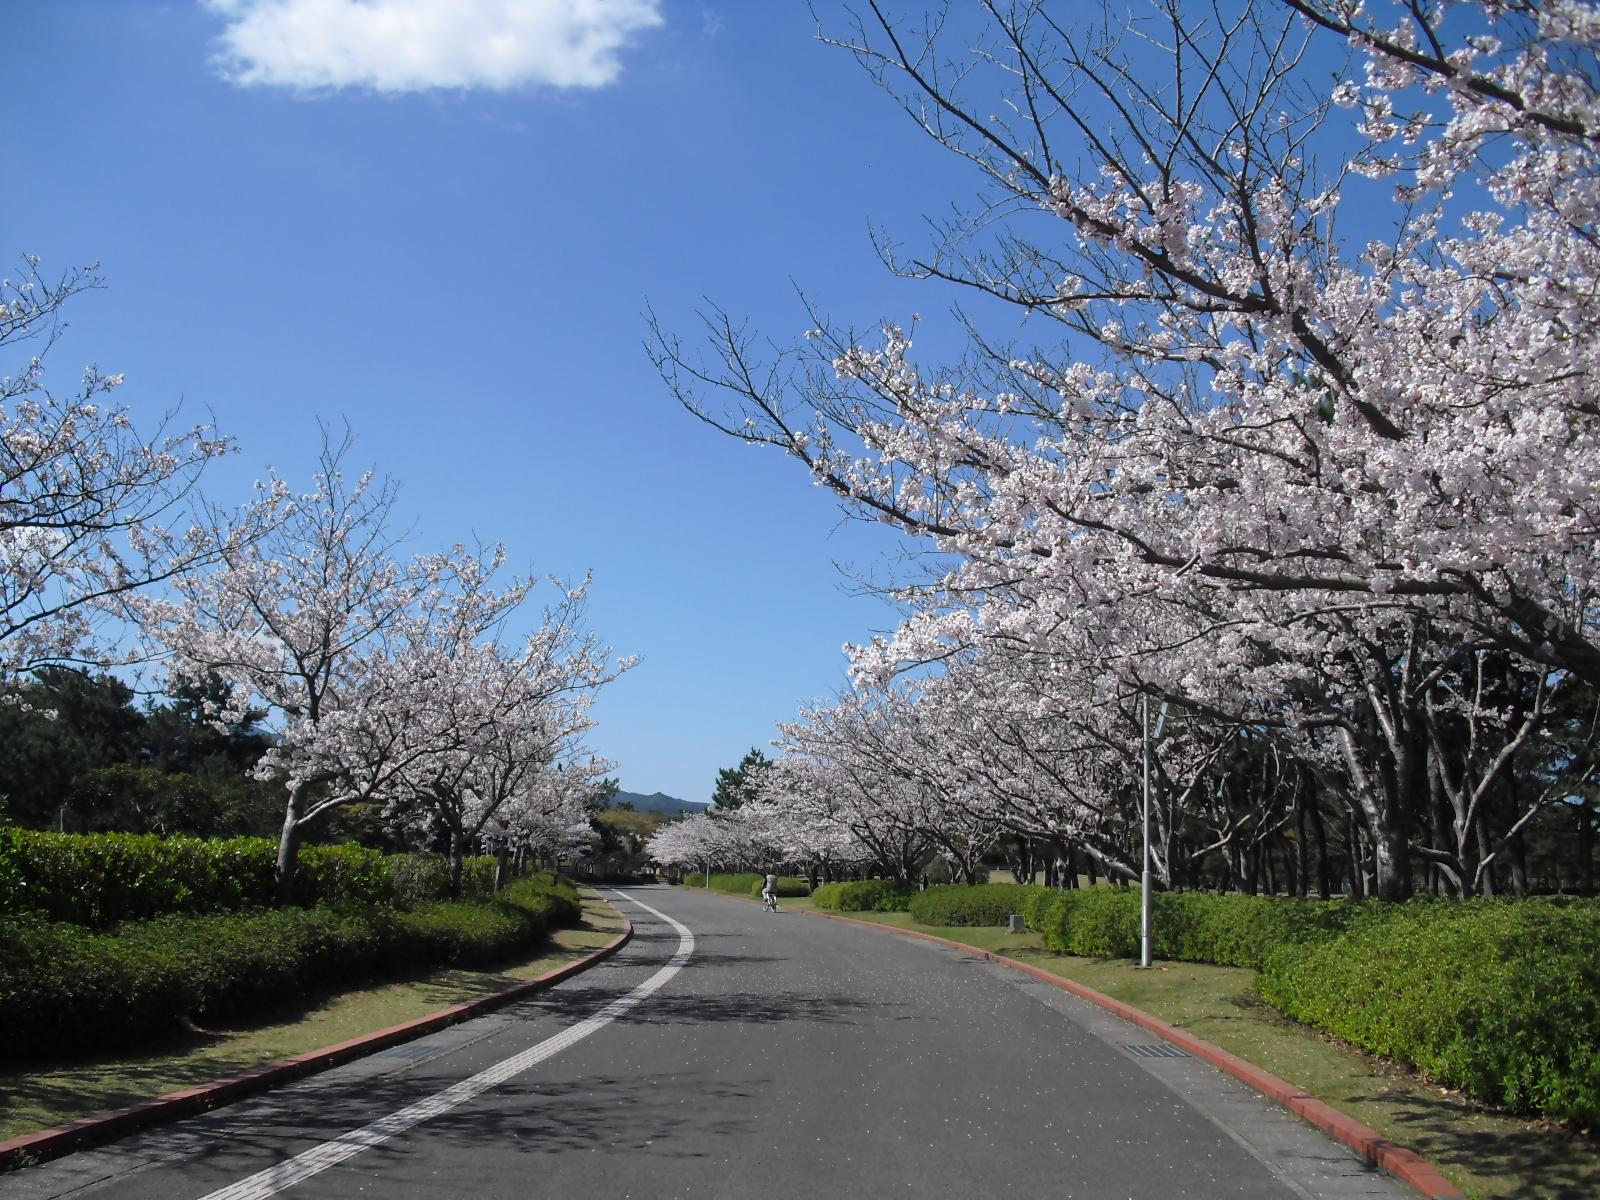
[197,893,692,1200]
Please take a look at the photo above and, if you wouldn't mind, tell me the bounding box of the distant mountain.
[611,789,705,817]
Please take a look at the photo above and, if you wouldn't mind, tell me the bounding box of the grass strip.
[778,896,1599,1200]
[0,891,624,1144]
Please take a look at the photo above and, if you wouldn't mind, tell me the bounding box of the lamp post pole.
[1140,696,1169,969]
[1141,695,1153,969]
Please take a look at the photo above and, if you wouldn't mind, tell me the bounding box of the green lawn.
[0,891,626,1144]
[782,896,1599,1200]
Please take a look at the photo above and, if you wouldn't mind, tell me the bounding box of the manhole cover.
[1123,1043,1190,1059]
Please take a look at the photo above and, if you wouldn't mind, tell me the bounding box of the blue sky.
[6,0,992,803]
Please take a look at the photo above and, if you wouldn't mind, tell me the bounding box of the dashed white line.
[196,892,691,1200]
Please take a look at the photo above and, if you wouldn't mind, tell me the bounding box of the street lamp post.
[1140,694,1168,970]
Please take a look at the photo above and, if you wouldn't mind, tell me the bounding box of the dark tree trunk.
[1578,802,1596,895]
[1372,824,1412,902]
[1293,790,1308,898]
[274,783,306,906]
[1346,814,1365,900]
[448,825,467,899]
[1309,791,1331,899]
[494,841,511,892]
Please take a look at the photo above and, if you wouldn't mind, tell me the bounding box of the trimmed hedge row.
[1258,898,1600,1125]
[1025,887,1354,968]
[0,872,581,1060]
[909,883,1048,927]
[811,879,914,912]
[680,872,765,896]
[1006,883,1599,1125]
[386,853,499,907]
[748,876,811,898]
[0,828,499,926]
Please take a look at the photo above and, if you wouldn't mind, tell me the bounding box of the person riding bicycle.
[762,872,779,912]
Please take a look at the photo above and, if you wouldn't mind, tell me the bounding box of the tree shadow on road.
[527,983,902,1028]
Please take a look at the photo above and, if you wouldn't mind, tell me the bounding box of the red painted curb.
[709,891,1463,1200]
[0,915,634,1173]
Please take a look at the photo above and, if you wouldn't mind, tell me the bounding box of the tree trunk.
[1578,801,1596,896]
[1293,790,1308,898]
[448,825,467,899]
[1309,791,1331,900]
[274,783,306,905]
[1345,813,1365,900]
[1476,813,1497,896]
[494,841,511,892]
[1372,823,1412,902]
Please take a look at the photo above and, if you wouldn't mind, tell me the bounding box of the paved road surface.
[2,886,1412,1199]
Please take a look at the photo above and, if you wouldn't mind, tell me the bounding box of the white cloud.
[204,0,664,94]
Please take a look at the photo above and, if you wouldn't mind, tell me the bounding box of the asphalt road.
[3,886,1412,1199]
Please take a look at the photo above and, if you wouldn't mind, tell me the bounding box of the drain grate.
[1122,1043,1191,1059]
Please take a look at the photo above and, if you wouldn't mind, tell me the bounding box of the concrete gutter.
[0,916,633,1173]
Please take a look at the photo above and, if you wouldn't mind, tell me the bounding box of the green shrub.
[0,870,587,1060]
[701,872,763,897]
[1258,897,1600,1125]
[384,853,500,905]
[1150,892,1354,969]
[292,843,392,907]
[459,855,499,898]
[387,852,452,906]
[909,883,1049,927]
[1036,887,1140,956]
[1026,887,1355,965]
[0,829,278,925]
[1020,886,1069,933]
[675,872,764,894]
[811,879,914,912]
[496,871,581,928]
[747,876,810,898]
[0,831,518,926]
[0,917,192,1052]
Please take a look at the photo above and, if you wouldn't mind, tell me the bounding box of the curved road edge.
[0,913,635,1174]
[718,889,1464,1200]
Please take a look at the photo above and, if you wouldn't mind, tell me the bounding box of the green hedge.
[748,876,810,898]
[0,871,582,1059]
[811,879,914,912]
[679,872,765,896]
[0,830,506,926]
[0,829,279,926]
[386,853,499,906]
[1025,887,1352,967]
[1018,885,1599,1125]
[909,883,1048,927]
[1258,898,1600,1125]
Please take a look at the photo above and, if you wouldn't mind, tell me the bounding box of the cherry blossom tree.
[140,432,440,899]
[647,810,742,879]
[362,569,630,895]
[654,0,1600,900]
[1,256,233,676]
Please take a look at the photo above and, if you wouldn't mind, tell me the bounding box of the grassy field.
[778,897,1598,1200]
[0,890,626,1143]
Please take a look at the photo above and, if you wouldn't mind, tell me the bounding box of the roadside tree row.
[652,0,1600,899]
[1,261,629,896]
